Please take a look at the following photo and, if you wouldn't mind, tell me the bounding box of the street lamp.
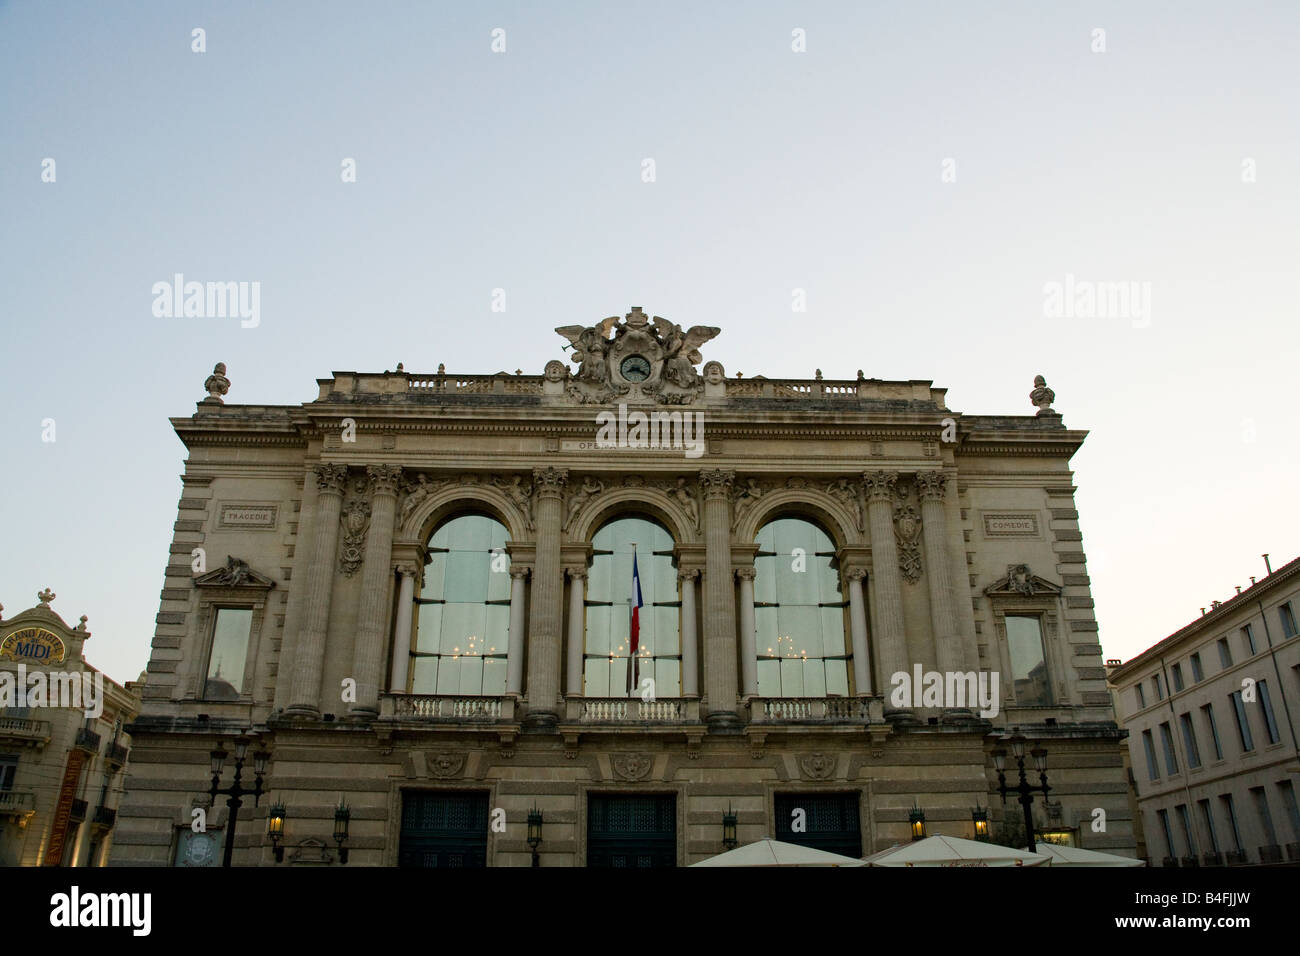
[992,734,1051,854]
[527,806,543,867]
[267,802,287,862]
[971,806,990,842]
[722,805,738,851]
[909,803,926,841]
[333,798,351,865]
[207,733,270,867]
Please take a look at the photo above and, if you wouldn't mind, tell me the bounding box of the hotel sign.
[0,627,67,664]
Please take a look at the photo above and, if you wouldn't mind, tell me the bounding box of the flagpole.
[627,543,636,697]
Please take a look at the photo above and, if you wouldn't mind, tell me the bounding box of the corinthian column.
[678,569,699,697]
[388,563,418,692]
[699,469,740,731]
[916,471,974,719]
[523,467,567,731]
[287,463,349,716]
[350,465,402,717]
[565,565,587,696]
[863,471,912,721]
[845,568,872,696]
[735,567,758,697]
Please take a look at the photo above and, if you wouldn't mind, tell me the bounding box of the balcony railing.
[0,791,36,818]
[1258,844,1283,864]
[566,698,700,724]
[92,805,116,828]
[0,717,52,749]
[749,696,882,724]
[69,798,88,822]
[105,743,129,767]
[74,727,101,753]
[381,694,515,722]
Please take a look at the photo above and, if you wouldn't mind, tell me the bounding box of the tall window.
[1190,652,1203,682]
[1176,804,1197,857]
[1230,691,1254,752]
[1135,683,1146,709]
[1258,680,1281,744]
[1241,624,1257,656]
[0,754,17,792]
[1252,787,1278,846]
[1279,602,1298,639]
[411,514,511,696]
[1202,703,1223,761]
[1179,712,1201,768]
[1157,809,1176,860]
[1217,637,1233,669]
[1152,674,1164,701]
[1220,794,1243,852]
[1141,730,1159,781]
[1005,615,1051,705]
[585,516,680,697]
[1199,800,1220,854]
[205,608,252,699]
[1278,781,1300,842]
[1170,663,1184,692]
[754,517,849,697]
[1159,721,1179,775]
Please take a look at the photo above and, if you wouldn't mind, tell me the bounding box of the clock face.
[620,355,651,382]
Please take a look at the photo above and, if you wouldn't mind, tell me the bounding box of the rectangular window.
[1159,721,1179,774]
[0,754,17,791]
[1170,663,1184,692]
[1135,683,1146,708]
[1005,615,1051,706]
[1142,730,1159,781]
[1241,624,1256,656]
[1152,674,1164,701]
[1199,799,1220,854]
[1278,781,1300,842]
[1176,804,1197,857]
[1257,679,1281,744]
[1251,787,1278,846]
[1221,794,1243,851]
[1218,637,1233,669]
[1189,652,1203,682]
[1281,602,1299,639]
[1157,809,1176,859]
[1231,691,1255,752]
[1178,712,1201,768]
[205,608,253,699]
[1201,703,1223,761]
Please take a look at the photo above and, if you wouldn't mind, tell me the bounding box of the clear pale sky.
[2,2,1297,685]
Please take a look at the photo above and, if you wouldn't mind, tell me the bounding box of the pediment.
[194,556,276,590]
[984,563,1061,597]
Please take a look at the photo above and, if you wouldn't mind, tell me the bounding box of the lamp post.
[208,734,270,868]
[267,802,287,862]
[971,806,990,842]
[991,735,1050,854]
[722,805,738,851]
[527,806,543,867]
[909,803,926,841]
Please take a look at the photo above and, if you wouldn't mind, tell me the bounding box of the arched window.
[411,513,511,696]
[584,516,680,697]
[754,517,850,697]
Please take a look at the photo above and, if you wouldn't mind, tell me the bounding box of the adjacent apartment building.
[0,590,140,866]
[1108,555,1300,865]
[112,309,1135,865]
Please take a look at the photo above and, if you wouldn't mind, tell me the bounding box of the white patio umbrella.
[690,838,867,867]
[864,834,1051,867]
[1030,843,1145,866]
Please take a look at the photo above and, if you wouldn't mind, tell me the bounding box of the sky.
[1,1,1297,685]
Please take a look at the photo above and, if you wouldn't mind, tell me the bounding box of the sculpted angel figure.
[493,475,534,530]
[555,317,618,386]
[731,477,764,527]
[652,318,721,389]
[563,476,603,530]
[670,476,699,528]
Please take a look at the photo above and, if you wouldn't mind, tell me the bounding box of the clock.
[620,355,651,382]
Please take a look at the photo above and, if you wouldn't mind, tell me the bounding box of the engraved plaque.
[982,512,1039,537]
[217,503,280,530]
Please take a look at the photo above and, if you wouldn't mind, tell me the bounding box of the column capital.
[532,467,569,499]
[366,464,403,497]
[394,561,419,577]
[734,567,757,582]
[862,470,898,503]
[509,565,532,580]
[916,471,948,501]
[564,565,588,580]
[844,567,868,582]
[698,468,735,499]
[677,568,700,582]
[314,463,350,494]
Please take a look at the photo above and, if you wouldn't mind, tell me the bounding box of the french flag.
[626,549,643,694]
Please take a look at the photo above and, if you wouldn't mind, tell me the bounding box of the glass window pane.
[1006,615,1050,705]
[206,608,252,699]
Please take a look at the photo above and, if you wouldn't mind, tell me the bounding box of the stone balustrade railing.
[0,717,52,748]
[750,696,882,724]
[565,697,700,724]
[381,693,515,722]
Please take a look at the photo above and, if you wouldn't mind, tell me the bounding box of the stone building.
[113,308,1133,865]
[1,590,140,866]
[1108,555,1300,866]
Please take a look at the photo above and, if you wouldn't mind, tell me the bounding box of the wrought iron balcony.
[105,743,129,767]
[1180,855,1199,867]
[74,727,101,753]
[380,693,515,723]
[69,798,88,822]
[91,805,116,828]
[0,716,52,749]
[1161,856,1179,867]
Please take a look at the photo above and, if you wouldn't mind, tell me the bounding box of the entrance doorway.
[398,791,489,867]
[587,793,676,867]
